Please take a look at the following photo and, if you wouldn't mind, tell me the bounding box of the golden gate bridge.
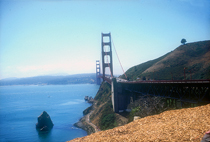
[96,33,210,112]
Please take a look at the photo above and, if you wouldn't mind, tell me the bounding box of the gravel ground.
[69,104,210,142]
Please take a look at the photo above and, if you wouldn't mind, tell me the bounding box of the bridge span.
[101,76,210,112]
[97,32,210,112]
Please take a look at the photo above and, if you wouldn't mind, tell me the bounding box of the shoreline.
[74,115,95,135]
[74,102,100,135]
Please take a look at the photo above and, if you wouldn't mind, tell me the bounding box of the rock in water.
[36,111,54,131]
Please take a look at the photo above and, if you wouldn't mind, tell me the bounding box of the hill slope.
[83,82,128,131]
[121,40,210,80]
[69,104,210,142]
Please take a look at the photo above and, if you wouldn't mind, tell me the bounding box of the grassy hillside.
[89,82,117,130]
[88,82,128,130]
[121,40,210,80]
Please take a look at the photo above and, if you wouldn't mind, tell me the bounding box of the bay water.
[0,84,99,142]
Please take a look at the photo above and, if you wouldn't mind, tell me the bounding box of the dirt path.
[85,111,100,133]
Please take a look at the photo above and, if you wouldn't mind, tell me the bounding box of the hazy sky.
[0,0,210,79]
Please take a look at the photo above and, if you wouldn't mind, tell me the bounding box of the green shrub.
[100,113,116,130]
[99,102,117,130]
[128,106,141,122]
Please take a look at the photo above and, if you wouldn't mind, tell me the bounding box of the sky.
[0,0,210,79]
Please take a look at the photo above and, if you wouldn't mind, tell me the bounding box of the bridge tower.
[96,60,101,85]
[101,33,113,80]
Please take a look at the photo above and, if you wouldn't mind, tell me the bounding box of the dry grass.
[188,51,210,69]
[90,102,107,128]
[143,49,184,73]
[68,104,210,142]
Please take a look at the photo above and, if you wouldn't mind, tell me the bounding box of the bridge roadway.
[102,76,210,84]
[99,75,210,112]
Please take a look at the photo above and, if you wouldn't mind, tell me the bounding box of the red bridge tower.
[96,60,101,85]
[101,33,113,81]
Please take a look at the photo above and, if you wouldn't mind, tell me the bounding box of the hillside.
[82,82,128,131]
[69,104,210,142]
[121,40,210,80]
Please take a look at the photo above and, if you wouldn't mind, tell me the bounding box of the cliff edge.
[74,81,128,134]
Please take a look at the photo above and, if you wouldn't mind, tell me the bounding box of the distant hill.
[0,73,96,86]
[121,40,210,80]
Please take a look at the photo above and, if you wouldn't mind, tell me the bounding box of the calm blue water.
[0,84,99,142]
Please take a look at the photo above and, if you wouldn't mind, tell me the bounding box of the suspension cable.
[104,43,113,78]
[111,37,127,79]
[100,48,102,77]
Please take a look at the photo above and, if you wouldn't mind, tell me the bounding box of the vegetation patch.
[89,82,127,131]
[99,102,117,130]
[83,105,93,115]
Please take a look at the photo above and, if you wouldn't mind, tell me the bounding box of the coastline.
[74,101,100,135]
[74,115,95,135]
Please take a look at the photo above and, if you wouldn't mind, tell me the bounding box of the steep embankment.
[82,82,128,131]
[121,40,210,80]
[74,82,127,135]
[69,104,210,142]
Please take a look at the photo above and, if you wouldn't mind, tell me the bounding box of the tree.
[181,38,187,45]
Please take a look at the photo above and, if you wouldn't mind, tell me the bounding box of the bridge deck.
[100,76,210,111]
[99,75,210,84]
[121,80,210,84]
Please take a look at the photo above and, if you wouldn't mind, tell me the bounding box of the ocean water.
[0,84,99,142]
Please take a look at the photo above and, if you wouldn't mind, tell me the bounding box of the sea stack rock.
[36,111,54,131]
